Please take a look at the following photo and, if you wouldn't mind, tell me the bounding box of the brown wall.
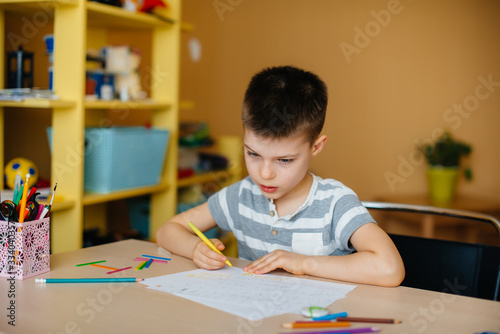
[4,0,500,204]
[179,0,500,201]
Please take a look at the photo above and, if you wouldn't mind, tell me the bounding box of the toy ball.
[4,157,38,189]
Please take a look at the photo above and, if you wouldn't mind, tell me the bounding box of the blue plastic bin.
[48,127,170,193]
[84,127,169,193]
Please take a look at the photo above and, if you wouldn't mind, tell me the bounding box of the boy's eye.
[279,158,293,164]
[247,151,259,158]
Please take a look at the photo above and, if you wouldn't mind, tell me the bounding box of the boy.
[157,66,405,287]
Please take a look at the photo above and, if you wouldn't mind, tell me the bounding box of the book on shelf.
[0,88,59,102]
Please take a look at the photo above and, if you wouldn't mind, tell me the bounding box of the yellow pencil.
[188,222,233,267]
[135,261,146,270]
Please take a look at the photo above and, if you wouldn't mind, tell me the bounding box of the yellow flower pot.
[427,167,459,205]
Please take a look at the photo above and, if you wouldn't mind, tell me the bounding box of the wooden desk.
[1,239,499,333]
[375,194,500,244]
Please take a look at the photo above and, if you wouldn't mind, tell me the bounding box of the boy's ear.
[312,135,327,156]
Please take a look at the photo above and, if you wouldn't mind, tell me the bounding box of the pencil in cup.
[188,222,233,267]
[18,174,31,223]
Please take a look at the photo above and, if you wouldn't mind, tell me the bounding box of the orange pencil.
[90,264,119,271]
[281,321,350,329]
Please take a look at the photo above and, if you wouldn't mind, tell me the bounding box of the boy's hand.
[193,239,228,270]
[243,250,307,275]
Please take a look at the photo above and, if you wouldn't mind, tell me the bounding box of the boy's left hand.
[243,250,307,275]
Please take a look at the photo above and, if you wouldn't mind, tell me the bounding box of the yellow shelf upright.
[0,9,4,190]
[50,0,86,253]
[150,0,181,240]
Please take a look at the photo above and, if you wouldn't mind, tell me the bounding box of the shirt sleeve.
[207,180,242,232]
[332,191,376,252]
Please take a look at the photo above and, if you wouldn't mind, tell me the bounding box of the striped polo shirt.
[208,173,375,261]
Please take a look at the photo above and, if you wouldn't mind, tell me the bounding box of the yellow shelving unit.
[0,0,180,253]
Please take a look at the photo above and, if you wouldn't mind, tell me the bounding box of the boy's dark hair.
[242,65,328,145]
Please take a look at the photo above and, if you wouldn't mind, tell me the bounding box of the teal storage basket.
[84,127,170,193]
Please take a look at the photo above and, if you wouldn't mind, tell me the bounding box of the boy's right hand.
[192,239,228,270]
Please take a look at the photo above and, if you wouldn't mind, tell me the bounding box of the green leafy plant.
[419,132,473,180]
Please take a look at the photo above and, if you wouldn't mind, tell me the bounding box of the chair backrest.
[362,201,500,301]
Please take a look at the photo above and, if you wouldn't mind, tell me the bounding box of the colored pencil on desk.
[35,277,143,283]
[106,266,133,275]
[312,312,348,321]
[281,321,350,329]
[278,327,380,334]
[135,261,147,270]
[90,264,118,271]
[141,254,171,261]
[76,260,106,267]
[336,317,401,324]
[144,258,153,269]
[134,257,169,263]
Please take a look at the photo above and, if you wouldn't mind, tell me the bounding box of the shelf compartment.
[0,99,76,109]
[83,182,169,206]
[85,99,172,110]
[177,170,232,188]
[40,199,76,212]
[87,1,173,29]
[0,0,77,14]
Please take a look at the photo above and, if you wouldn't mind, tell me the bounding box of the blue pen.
[312,311,349,321]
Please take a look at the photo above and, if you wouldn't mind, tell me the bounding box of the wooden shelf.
[0,0,181,253]
[85,99,172,110]
[0,0,77,14]
[177,170,232,188]
[83,182,170,206]
[87,1,172,29]
[0,99,76,109]
[0,0,77,3]
[40,199,76,212]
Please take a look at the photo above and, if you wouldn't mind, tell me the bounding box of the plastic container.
[83,127,170,193]
[47,127,170,193]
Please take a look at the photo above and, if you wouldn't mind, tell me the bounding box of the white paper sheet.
[141,267,356,320]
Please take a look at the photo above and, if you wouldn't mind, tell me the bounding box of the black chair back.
[389,233,500,300]
[362,201,500,301]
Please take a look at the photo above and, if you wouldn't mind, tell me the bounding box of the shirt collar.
[267,172,318,220]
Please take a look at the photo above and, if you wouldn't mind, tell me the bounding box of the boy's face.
[243,128,323,201]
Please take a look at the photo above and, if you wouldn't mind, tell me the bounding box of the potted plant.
[419,132,472,205]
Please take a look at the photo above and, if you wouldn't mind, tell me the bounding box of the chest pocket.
[292,233,324,256]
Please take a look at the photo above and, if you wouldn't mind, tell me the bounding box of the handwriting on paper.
[141,267,356,320]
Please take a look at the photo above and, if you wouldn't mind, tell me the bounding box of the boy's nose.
[260,161,275,180]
